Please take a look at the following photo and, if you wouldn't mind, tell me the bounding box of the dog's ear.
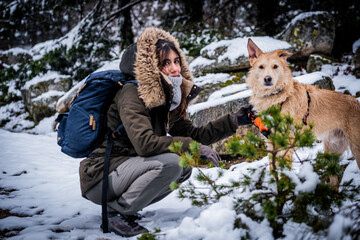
[247,38,263,66]
[277,50,293,61]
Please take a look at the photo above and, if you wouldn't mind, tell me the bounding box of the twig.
[100,0,144,32]
[85,0,103,22]
[196,167,222,198]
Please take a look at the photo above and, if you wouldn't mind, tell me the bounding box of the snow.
[207,83,248,102]
[189,36,291,72]
[30,18,83,60]
[0,47,31,56]
[294,162,320,195]
[239,215,273,240]
[4,128,355,239]
[193,73,234,87]
[0,129,240,239]
[189,56,216,67]
[284,11,329,30]
[188,89,252,115]
[327,214,352,240]
[22,71,71,90]
[189,36,291,70]
[1,27,360,240]
[352,38,360,53]
[0,101,34,131]
[321,64,360,95]
[293,71,328,85]
[7,81,22,97]
[32,90,65,102]
[193,36,291,65]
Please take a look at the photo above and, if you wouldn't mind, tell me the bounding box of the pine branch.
[197,167,222,198]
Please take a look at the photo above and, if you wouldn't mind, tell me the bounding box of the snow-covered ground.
[1,82,360,240]
[0,127,359,239]
[1,35,360,239]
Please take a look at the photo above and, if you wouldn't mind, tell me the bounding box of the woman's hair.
[155,39,182,70]
[156,39,189,118]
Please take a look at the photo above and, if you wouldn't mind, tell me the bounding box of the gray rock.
[353,47,360,78]
[0,48,32,65]
[21,73,72,122]
[313,75,335,90]
[194,72,248,103]
[189,97,254,154]
[306,54,334,73]
[55,79,85,113]
[277,11,335,58]
[190,37,292,77]
[189,98,249,127]
[29,97,60,123]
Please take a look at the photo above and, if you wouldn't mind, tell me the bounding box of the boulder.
[189,98,249,127]
[352,39,360,78]
[0,48,32,65]
[190,37,292,77]
[21,71,72,122]
[29,91,65,123]
[294,72,335,91]
[306,54,334,73]
[55,79,85,113]
[193,72,247,104]
[314,75,335,90]
[277,11,335,58]
[189,97,254,154]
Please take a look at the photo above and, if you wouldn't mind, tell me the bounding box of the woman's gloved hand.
[232,104,253,126]
[200,145,220,167]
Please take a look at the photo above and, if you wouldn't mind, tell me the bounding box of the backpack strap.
[101,134,114,233]
[101,78,137,232]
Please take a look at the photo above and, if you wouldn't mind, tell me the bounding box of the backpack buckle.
[112,130,122,139]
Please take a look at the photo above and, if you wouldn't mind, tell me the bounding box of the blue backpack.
[55,70,137,158]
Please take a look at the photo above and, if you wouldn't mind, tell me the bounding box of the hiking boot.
[107,211,143,220]
[105,214,148,237]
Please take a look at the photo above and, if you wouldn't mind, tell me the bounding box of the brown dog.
[246,38,360,169]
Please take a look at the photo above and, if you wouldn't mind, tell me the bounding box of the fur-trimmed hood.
[122,27,195,109]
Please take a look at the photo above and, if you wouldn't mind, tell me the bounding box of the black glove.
[232,104,253,126]
[200,145,220,167]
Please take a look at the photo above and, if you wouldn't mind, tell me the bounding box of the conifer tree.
[169,105,360,238]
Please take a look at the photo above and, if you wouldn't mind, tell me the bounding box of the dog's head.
[246,38,293,97]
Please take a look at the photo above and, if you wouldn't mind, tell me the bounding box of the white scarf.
[167,75,182,111]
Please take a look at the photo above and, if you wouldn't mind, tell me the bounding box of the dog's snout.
[264,75,272,84]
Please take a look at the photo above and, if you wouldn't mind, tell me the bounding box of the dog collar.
[259,87,284,98]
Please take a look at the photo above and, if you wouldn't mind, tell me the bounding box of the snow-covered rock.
[277,11,335,58]
[21,71,72,122]
[0,47,32,65]
[352,38,360,78]
[190,36,291,77]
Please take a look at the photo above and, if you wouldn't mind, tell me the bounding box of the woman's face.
[160,50,181,77]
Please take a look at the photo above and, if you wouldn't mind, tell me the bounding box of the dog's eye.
[273,65,278,69]
[259,65,264,69]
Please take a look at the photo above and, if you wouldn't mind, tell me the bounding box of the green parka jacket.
[79,27,238,196]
